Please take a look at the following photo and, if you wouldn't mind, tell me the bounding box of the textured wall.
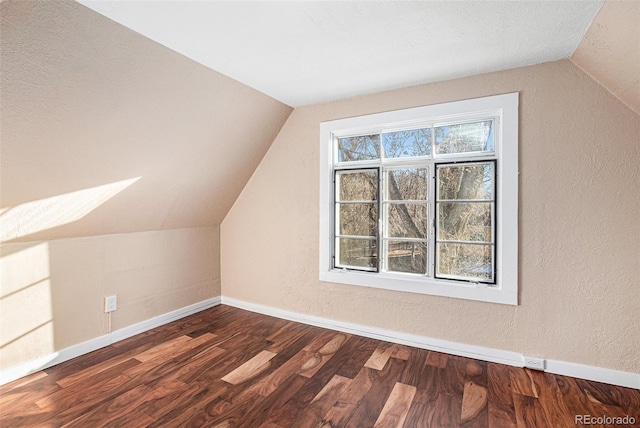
[0,0,288,369]
[571,0,640,114]
[222,60,640,373]
[1,227,220,370]
[0,1,292,242]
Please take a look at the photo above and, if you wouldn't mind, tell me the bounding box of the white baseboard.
[221,296,640,390]
[4,295,638,390]
[545,359,639,390]
[0,296,221,386]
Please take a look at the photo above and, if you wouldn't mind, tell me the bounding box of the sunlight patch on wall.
[0,177,140,243]
[0,243,54,369]
[0,243,50,298]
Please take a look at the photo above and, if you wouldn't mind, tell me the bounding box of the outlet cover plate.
[523,355,545,371]
[105,295,117,313]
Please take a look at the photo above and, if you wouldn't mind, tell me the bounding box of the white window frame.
[319,93,519,305]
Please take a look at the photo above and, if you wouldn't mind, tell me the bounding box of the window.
[319,93,518,305]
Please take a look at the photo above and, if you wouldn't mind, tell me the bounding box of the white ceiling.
[78,0,605,107]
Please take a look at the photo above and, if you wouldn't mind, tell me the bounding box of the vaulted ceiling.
[78,0,606,107]
[1,0,636,243]
[0,1,291,242]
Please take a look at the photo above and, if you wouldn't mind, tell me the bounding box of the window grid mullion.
[381,165,431,275]
[334,168,380,272]
[434,160,496,284]
[437,240,495,245]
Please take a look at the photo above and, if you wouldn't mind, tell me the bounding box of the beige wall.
[0,1,292,242]
[222,60,640,373]
[1,227,220,370]
[0,0,288,369]
[571,0,640,114]
[2,0,638,376]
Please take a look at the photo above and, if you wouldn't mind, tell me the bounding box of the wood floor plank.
[625,387,640,416]
[225,328,327,402]
[403,388,433,428]
[398,347,430,388]
[391,344,412,361]
[54,346,144,388]
[166,344,226,385]
[302,329,339,353]
[146,383,228,427]
[373,381,416,428]
[460,380,488,426]
[298,333,348,379]
[258,422,282,428]
[348,357,407,427]
[576,377,640,415]
[508,366,538,398]
[387,360,451,427]
[2,305,638,428]
[293,374,351,427]
[318,366,376,427]
[364,343,395,370]
[529,370,575,428]
[60,383,158,427]
[465,359,488,387]
[247,316,291,340]
[320,335,378,381]
[461,359,489,427]
[1,410,57,427]
[317,333,350,356]
[567,380,631,428]
[132,334,193,362]
[415,359,444,394]
[140,380,213,420]
[432,392,464,428]
[487,363,514,407]
[0,371,48,391]
[552,375,601,422]
[244,377,303,426]
[0,376,62,418]
[425,350,449,368]
[37,372,139,426]
[209,374,308,427]
[246,348,314,397]
[265,322,313,353]
[487,363,517,427]
[487,401,518,428]
[1,391,59,428]
[182,336,269,388]
[513,392,550,427]
[217,324,320,397]
[122,334,221,383]
[42,338,145,381]
[260,376,326,426]
[221,350,277,385]
[442,355,467,397]
[35,358,139,411]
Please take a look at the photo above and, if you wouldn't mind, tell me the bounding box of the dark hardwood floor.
[1,305,638,427]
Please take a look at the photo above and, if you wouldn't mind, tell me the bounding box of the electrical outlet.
[104,295,117,313]
[523,355,545,371]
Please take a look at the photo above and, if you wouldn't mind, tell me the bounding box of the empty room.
[1,0,639,426]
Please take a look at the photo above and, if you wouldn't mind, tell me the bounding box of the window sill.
[319,269,517,305]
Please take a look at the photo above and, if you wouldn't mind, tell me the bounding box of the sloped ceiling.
[1,0,632,244]
[571,0,640,114]
[0,1,292,243]
[78,0,606,107]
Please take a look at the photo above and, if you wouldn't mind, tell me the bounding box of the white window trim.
[319,93,519,305]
